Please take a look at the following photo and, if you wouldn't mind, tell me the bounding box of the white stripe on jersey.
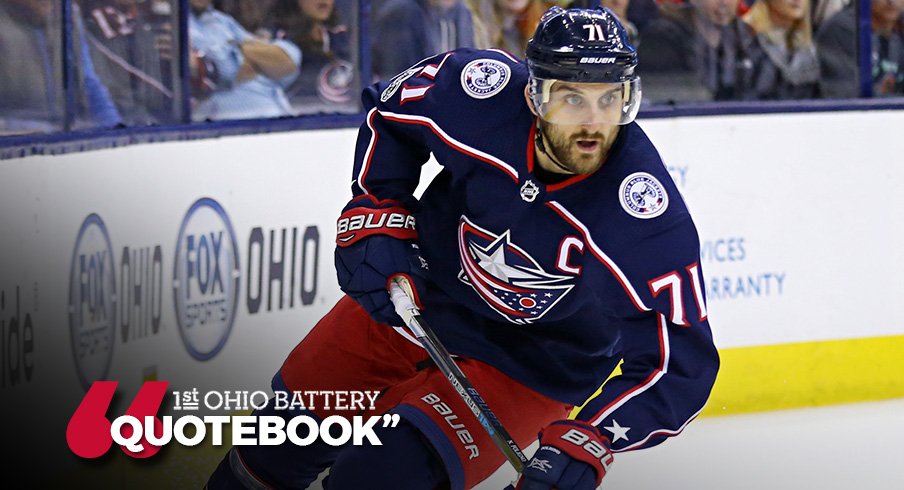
[614,407,703,452]
[356,108,379,194]
[378,110,520,182]
[546,201,650,311]
[590,313,670,426]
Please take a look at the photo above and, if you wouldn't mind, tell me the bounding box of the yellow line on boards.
[571,334,904,420]
[704,334,904,416]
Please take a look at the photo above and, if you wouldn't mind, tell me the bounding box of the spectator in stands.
[626,0,664,32]
[816,0,904,97]
[0,0,121,133]
[371,0,476,80]
[268,0,356,114]
[188,0,301,120]
[469,0,548,55]
[638,0,764,103]
[742,0,821,99]
[217,0,275,37]
[560,0,637,44]
[81,0,175,125]
[810,0,848,31]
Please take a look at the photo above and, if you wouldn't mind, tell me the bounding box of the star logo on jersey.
[603,419,631,442]
[457,216,574,324]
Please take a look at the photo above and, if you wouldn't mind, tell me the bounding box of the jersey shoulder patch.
[618,172,669,219]
[459,58,512,99]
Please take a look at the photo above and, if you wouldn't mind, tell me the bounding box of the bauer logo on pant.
[618,172,669,219]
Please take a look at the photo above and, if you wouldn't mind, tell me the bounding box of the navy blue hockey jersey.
[350,48,719,452]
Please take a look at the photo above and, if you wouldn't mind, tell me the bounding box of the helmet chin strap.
[534,119,575,175]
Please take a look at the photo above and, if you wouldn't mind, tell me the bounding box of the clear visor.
[530,78,641,126]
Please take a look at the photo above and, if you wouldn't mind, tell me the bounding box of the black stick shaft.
[389,281,528,473]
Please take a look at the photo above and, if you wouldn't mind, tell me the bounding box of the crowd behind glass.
[0,0,902,135]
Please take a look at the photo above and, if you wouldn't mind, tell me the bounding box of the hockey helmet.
[526,7,641,126]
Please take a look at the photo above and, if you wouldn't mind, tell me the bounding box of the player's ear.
[524,84,540,117]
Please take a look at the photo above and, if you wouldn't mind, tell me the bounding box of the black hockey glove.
[334,195,428,325]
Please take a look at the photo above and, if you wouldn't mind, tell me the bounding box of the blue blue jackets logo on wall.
[172,197,241,361]
[69,213,117,391]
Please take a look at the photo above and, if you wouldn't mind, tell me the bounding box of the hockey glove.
[514,420,613,490]
[334,195,428,325]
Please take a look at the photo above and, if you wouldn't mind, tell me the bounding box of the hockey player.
[206,6,719,490]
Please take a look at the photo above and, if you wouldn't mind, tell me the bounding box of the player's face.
[541,81,626,126]
[537,117,619,175]
[528,81,622,175]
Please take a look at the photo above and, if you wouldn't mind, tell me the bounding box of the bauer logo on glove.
[334,195,428,325]
[336,207,417,245]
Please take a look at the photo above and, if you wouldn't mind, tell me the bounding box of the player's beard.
[538,120,616,175]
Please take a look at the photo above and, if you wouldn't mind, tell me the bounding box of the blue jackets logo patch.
[457,216,574,324]
[460,59,510,99]
[619,172,669,219]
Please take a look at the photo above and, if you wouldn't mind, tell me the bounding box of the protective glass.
[530,78,642,126]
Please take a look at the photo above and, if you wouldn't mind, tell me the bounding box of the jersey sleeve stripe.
[378,110,520,183]
[588,313,670,426]
[356,108,380,194]
[545,201,649,311]
[418,52,453,79]
[612,407,702,452]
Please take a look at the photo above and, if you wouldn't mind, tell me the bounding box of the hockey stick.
[388,277,529,475]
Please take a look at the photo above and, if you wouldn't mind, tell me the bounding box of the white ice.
[476,398,904,490]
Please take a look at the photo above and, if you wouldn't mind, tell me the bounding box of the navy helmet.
[526,7,641,125]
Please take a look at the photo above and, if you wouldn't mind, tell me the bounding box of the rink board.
[1,110,904,486]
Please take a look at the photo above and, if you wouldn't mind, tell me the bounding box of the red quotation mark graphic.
[66,381,169,458]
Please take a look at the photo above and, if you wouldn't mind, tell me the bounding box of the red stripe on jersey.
[547,172,593,192]
[357,108,380,194]
[614,408,701,452]
[458,220,531,293]
[379,111,520,183]
[527,119,602,192]
[418,52,453,79]
[457,224,531,317]
[400,84,434,105]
